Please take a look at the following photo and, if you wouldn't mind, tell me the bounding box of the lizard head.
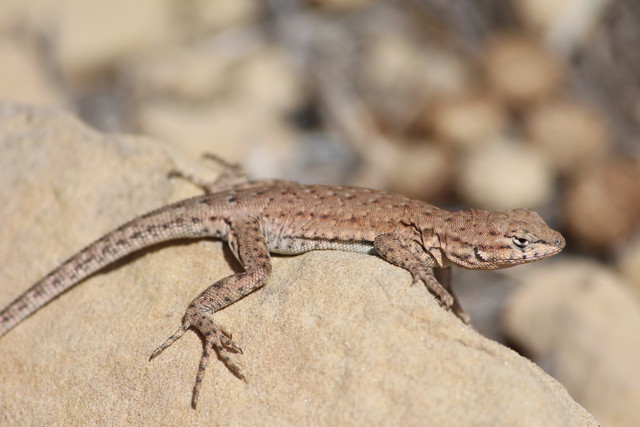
[442,208,565,270]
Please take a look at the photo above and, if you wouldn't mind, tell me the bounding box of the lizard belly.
[268,237,375,255]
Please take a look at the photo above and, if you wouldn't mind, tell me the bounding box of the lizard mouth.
[504,245,564,263]
[474,244,564,266]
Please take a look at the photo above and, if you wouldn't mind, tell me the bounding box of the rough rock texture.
[0,104,598,426]
[504,259,640,427]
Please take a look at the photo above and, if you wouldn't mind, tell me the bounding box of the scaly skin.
[0,164,565,408]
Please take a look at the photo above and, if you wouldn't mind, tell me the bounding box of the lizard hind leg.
[149,301,246,409]
[150,217,272,409]
[168,153,249,194]
[169,153,298,194]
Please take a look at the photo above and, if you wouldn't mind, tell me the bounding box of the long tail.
[0,196,213,338]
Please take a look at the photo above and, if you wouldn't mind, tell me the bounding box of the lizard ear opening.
[473,247,489,262]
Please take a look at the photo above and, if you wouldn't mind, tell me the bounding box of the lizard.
[0,156,565,408]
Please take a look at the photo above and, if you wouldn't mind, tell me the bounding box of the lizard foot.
[418,276,470,324]
[409,272,454,310]
[168,153,248,194]
[453,308,471,325]
[150,313,245,409]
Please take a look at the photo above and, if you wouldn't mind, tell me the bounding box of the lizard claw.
[149,312,246,409]
[220,333,243,354]
[436,292,454,310]
[191,327,246,408]
[149,324,188,361]
[455,310,471,325]
[409,273,420,287]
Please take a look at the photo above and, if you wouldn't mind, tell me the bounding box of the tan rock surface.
[458,139,554,210]
[0,104,597,426]
[430,93,507,149]
[504,259,640,427]
[617,237,640,299]
[0,40,65,106]
[563,159,640,251]
[485,34,563,103]
[525,98,611,175]
[134,45,301,176]
[54,0,176,81]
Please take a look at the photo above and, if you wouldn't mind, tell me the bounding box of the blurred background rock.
[1,0,639,425]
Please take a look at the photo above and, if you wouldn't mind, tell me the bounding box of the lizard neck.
[437,209,492,269]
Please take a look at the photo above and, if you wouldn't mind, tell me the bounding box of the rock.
[190,0,259,33]
[386,142,453,200]
[457,139,554,210]
[616,237,640,300]
[53,0,176,82]
[360,33,471,130]
[0,104,597,425]
[310,0,372,11]
[0,0,258,86]
[563,158,640,251]
[137,100,298,177]
[429,92,507,149]
[125,40,253,101]
[485,34,563,104]
[0,39,65,106]
[359,33,434,130]
[514,0,612,54]
[230,46,304,114]
[134,46,302,177]
[504,259,640,427]
[525,98,611,174]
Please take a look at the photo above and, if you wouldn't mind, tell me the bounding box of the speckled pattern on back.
[0,168,565,408]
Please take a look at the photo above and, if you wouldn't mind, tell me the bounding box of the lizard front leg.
[433,266,470,324]
[374,233,469,323]
[150,216,272,408]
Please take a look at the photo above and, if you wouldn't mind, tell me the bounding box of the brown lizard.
[0,157,565,408]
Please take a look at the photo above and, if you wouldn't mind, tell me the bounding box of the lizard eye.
[512,236,530,249]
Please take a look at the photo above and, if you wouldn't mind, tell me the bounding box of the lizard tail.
[0,197,216,338]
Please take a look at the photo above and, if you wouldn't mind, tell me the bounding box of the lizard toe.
[191,324,245,408]
[437,292,454,310]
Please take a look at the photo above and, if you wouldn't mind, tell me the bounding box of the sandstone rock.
[504,259,640,427]
[0,39,64,106]
[126,40,252,101]
[360,33,434,130]
[310,0,372,11]
[54,0,176,82]
[386,142,453,200]
[134,45,302,176]
[616,237,640,300]
[191,0,260,32]
[525,98,611,174]
[458,139,554,210]
[514,0,612,53]
[429,92,507,149]
[485,34,563,103]
[360,33,471,130]
[138,101,298,177]
[563,158,640,251]
[0,104,597,425]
